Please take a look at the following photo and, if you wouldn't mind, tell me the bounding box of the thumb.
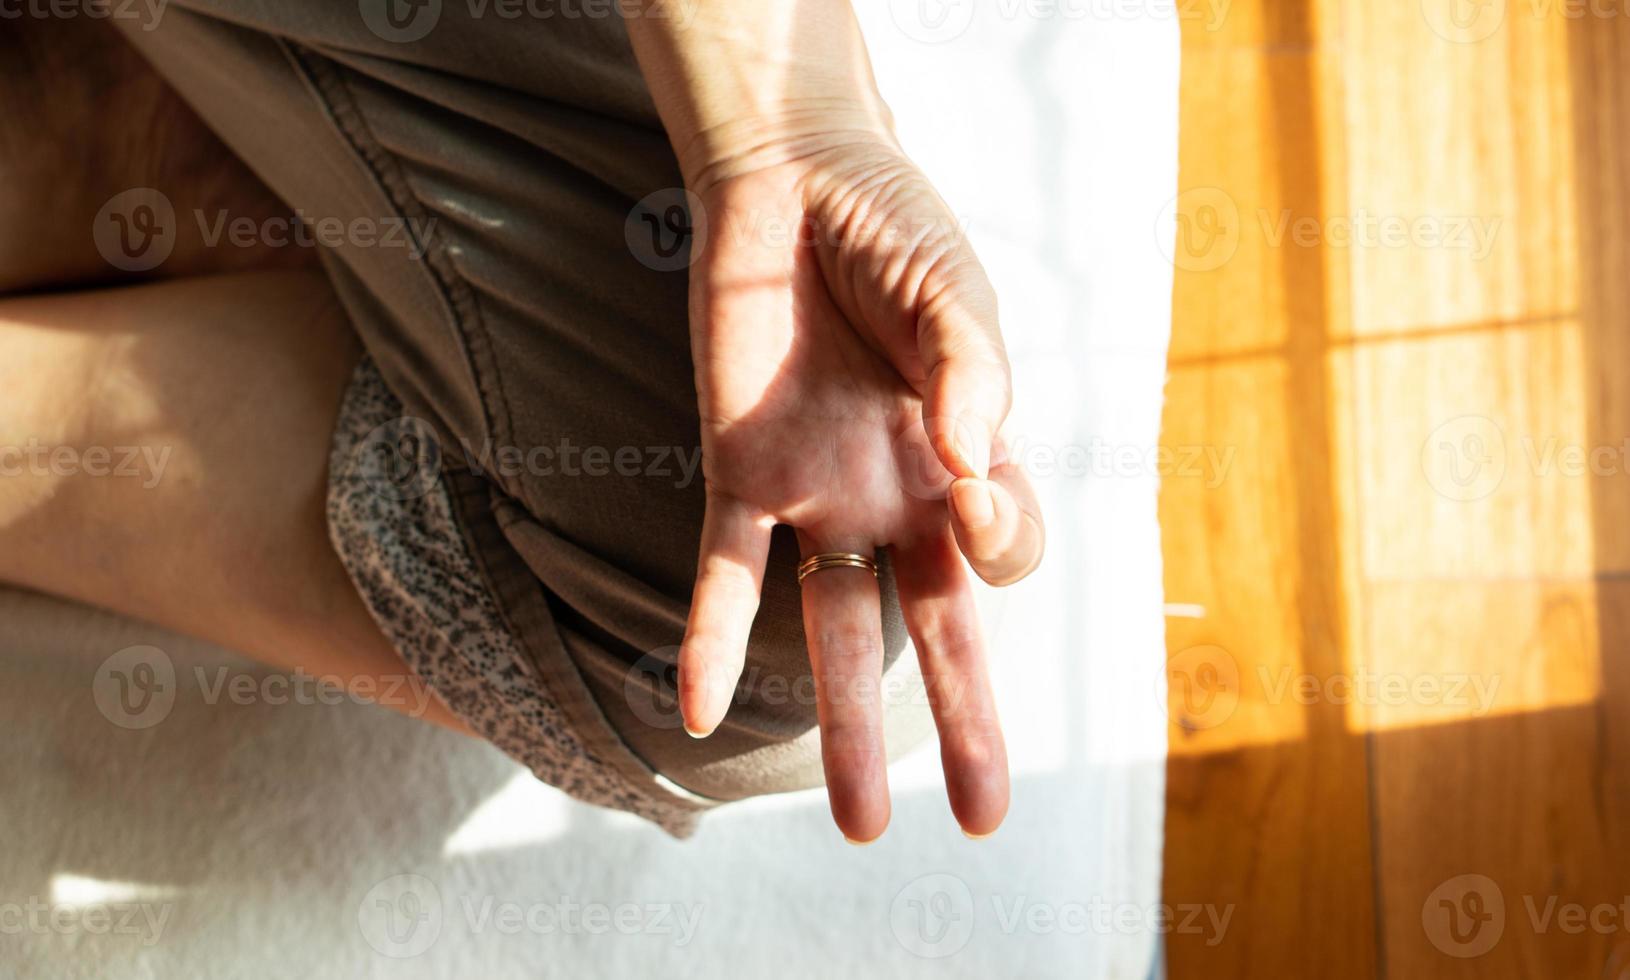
[918,257,1012,480]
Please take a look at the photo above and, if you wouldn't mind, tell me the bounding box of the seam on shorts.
[281,39,517,478]
[282,40,711,822]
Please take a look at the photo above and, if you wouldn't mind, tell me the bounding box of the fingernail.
[951,480,995,529]
[961,828,997,840]
[684,723,711,739]
[844,836,876,847]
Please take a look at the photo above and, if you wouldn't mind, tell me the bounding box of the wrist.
[621,0,897,192]
[675,97,898,196]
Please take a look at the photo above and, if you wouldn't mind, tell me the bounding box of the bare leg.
[0,268,469,733]
[0,17,312,294]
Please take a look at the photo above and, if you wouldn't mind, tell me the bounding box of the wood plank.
[1165,1,1630,977]
[1161,1,1378,974]
[1333,4,1630,977]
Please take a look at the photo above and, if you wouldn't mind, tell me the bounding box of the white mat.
[0,6,1177,977]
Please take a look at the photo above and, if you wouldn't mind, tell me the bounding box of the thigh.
[0,269,467,733]
[116,3,933,799]
[0,16,310,294]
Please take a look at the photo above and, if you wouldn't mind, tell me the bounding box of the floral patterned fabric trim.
[325,356,704,838]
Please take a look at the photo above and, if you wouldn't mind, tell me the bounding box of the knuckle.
[821,722,887,765]
[915,625,984,671]
[814,629,882,667]
[944,728,1005,770]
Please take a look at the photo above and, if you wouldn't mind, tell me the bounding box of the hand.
[677,134,1046,842]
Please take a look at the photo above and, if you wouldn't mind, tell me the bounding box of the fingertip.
[949,478,996,529]
[677,649,727,738]
[950,774,1010,840]
[951,477,1018,559]
[951,476,1044,587]
[940,727,1010,837]
[834,805,891,846]
[825,754,892,845]
[679,707,714,739]
[678,687,725,738]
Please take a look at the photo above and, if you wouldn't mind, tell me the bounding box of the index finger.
[678,488,774,737]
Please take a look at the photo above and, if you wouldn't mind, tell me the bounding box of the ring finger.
[795,530,891,844]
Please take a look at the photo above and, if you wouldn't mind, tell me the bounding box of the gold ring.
[797,552,878,584]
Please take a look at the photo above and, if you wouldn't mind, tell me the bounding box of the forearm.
[621,0,897,190]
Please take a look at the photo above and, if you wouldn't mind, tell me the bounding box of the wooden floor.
[1161,1,1630,976]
